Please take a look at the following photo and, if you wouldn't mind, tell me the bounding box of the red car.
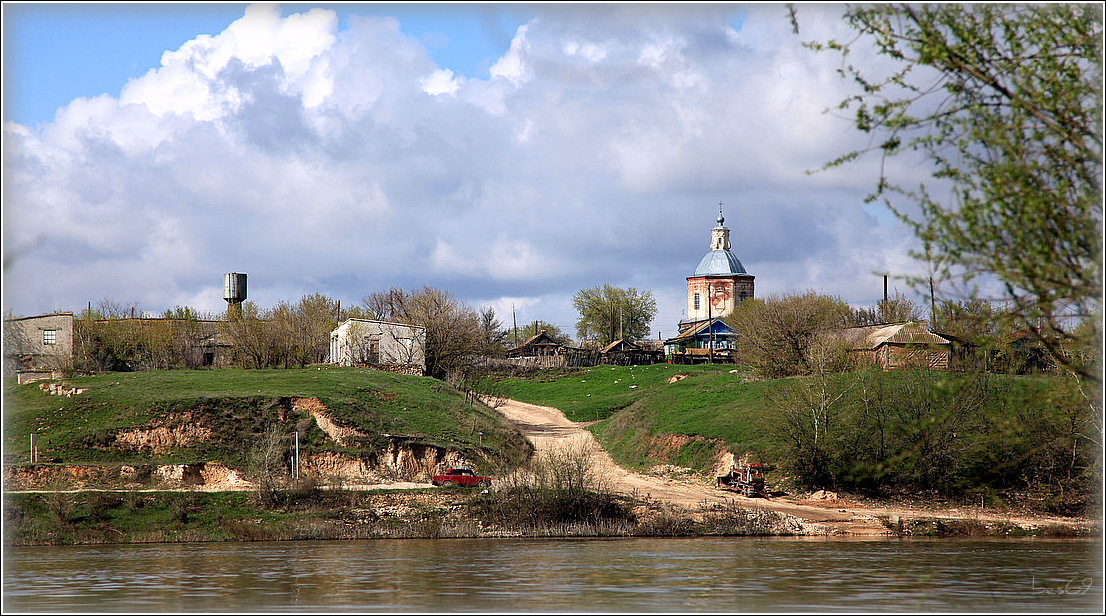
[432,467,492,487]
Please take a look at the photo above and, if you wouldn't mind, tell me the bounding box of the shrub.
[470,439,632,528]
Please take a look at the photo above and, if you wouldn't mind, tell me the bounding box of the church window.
[739,291,747,302]
[693,293,700,310]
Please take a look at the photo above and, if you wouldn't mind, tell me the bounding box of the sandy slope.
[488,396,1093,536]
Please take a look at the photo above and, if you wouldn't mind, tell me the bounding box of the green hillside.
[3,367,531,471]
[498,365,1098,512]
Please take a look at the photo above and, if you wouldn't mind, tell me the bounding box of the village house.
[664,319,740,363]
[329,318,426,374]
[838,321,952,371]
[506,330,566,358]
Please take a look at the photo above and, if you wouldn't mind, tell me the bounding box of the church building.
[664,204,754,361]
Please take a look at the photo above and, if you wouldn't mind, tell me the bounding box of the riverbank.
[4,393,1098,545]
[4,481,1097,546]
[1,485,804,546]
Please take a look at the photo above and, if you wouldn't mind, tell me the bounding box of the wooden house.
[663,318,738,363]
[506,330,566,358]
[839,322,951,371]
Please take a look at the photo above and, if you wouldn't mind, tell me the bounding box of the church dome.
[693,249,748,276]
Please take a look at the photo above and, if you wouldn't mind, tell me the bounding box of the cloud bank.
[3,3,930,337]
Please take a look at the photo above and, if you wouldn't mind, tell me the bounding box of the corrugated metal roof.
[840,322,950,350]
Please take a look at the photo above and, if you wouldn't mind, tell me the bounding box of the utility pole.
[609,300,615,345]
[929,276,938,329]
[708,282,714,364]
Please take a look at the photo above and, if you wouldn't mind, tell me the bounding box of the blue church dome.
[693,249,747,276]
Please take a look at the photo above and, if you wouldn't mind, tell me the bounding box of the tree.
[798,3,1102,381]
[477,306,510,357]
[878,291,925,324]
[934,299,1008,344]
[291,293,340,367]
[361,285,482,379]
[161,306,207,369]
[765,350,860,489]
[361,286,409,322]
[571,285,657,346]
[726,291,852,377]
[221,301,273,369]
[247,423,287,508]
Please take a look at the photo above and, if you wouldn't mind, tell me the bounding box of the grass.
[496,363,747,423]
[3,367,530,470]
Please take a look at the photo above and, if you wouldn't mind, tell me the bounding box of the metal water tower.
[223,272,247,315]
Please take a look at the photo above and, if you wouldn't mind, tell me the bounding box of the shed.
[599,339,662,366]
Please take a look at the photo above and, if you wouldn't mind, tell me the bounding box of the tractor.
[716,462,768,497]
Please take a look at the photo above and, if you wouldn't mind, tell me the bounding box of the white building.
[329,318,426,373]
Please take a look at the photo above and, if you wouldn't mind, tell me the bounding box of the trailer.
[716,462,768,497]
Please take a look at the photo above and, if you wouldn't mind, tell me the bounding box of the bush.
[470,440,632,528]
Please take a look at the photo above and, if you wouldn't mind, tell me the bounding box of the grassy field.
[3,367,531,470]
[495,363,750,423]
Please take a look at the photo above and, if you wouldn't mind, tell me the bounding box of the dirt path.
[490,397,1091,536]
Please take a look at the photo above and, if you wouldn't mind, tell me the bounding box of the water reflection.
[4,537,1102,612]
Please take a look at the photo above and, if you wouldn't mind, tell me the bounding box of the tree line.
[67,288,506,379]
[724,289,1097,380]
[55,282,664,379]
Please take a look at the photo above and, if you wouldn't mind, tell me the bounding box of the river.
[3,537,1102,612]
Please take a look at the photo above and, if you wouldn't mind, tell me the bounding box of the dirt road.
[490,396,1091,536]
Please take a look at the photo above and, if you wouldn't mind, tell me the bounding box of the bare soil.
[489,396,1096,537]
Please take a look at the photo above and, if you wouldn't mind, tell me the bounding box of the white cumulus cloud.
[4,3,931,336]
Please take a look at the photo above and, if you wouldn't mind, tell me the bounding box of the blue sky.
[2,3,931,339]
[4,3,533,126]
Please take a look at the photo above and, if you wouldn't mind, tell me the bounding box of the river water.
[3,537,1102,613]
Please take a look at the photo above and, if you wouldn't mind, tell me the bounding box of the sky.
[2,2,937,341]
